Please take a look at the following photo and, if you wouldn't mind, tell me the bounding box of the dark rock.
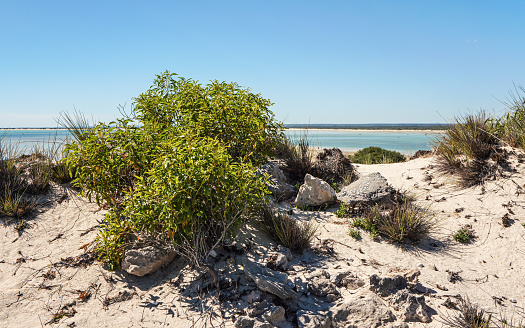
[257,163,295,200]
[243,258,299,300]
[121,243,177,277]
[248,299,272,317]
[235,316,256,328]
[337,172,392,205]
[312,148,355,184]
[369,274,407,297]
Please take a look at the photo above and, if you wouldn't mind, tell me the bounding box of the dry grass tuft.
[256,203,317,253]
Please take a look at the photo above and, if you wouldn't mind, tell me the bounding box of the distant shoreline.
[285,128,444,134]
[284,123,448,131]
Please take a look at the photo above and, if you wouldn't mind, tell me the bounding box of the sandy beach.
[1,153,524,327]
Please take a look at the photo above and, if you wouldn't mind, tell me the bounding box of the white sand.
[1,154,524,327]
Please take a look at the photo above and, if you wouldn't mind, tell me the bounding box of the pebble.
[510,298,517,303]
[209,250,217,258]
[417,263,424,268]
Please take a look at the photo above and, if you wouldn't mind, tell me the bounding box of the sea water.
[284,129,441,155]
[0,128,442,155]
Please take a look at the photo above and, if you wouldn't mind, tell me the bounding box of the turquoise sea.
[1,128,442,155]
[284,129,441,155]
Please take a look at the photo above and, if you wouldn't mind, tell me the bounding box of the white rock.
[295,174,336,209]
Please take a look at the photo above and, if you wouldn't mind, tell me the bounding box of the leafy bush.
[257,203,317,253]
[352,146,406,164]
[65,71,284,268]
[133,72,284,164]
[65,119,159,207]
[335,202,350,218]
[122,136,267,265]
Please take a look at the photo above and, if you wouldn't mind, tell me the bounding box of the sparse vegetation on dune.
[0,134,75,220]
[436,85,525,186]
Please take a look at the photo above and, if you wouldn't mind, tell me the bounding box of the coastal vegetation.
[61,71,285,269]
[435,86,525,186]
[351,146,406,164]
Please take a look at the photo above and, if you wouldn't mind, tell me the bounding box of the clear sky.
[1,0,524,127]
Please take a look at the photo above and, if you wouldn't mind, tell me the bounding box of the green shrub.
[352,216,379,238]
[65,119,159,207]
[335,202,350,218]
[453,225,476,244]
[348,228,360,240]
[65,71,284,268]
[133,71,284,165]
[352,147,406,164]
[351,197,436,243]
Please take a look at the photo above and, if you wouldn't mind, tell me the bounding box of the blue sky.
[1,1,524,127]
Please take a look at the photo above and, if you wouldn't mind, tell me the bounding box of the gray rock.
[248,300,272,317]
[257,163,295,200]
[121,244,177,277]
[369,274,407,297]
[297,310,331,328]
[245,290,261,304]
[330,270,352,286]
[307,275,337,297]
[243,258,299,300]
[235,316,256,328]
[330,294,396,328]
[278,245,293,261]
[254,323,274,328]
[391,290,430,323]
[262,305,286,326]
[295,174,336,209]
[337,172,392,205]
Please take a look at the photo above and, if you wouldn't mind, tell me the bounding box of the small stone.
[326,294,337,302]
[209,249,218,258]
[417,263,424,268]
[235,316,255,328]
[245,290,261,304]
[510,298,517,303]
[262,305,286,326]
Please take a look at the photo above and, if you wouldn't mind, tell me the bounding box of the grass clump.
[441,297,492,328]
[277,134,314,184]
[435,111,502,187]
[352,146,406,164]
[453,225,476,244]
[257,203,317,253]
[374,201,436,243]
[348,190,437,243]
